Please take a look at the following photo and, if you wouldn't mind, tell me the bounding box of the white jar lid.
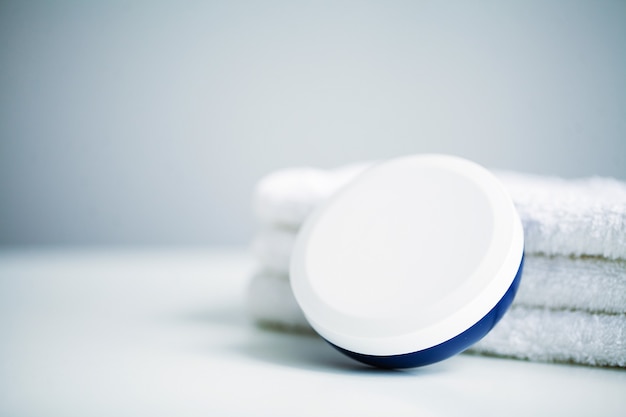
[290,154,524,357]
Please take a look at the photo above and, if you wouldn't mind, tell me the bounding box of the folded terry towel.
[496,172,626,260]
[246,269,626,367]
[253,165,626,260]
[468,306,626,368]
[252,225,626,314]
[513,255,626,314]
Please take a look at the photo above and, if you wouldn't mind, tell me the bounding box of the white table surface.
[1,248,624,417]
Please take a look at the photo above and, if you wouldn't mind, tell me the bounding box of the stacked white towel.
[247,163,626,367]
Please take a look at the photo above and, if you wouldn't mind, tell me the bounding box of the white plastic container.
[290,154,524,368]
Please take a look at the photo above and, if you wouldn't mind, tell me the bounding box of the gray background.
[1,0,625,246]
